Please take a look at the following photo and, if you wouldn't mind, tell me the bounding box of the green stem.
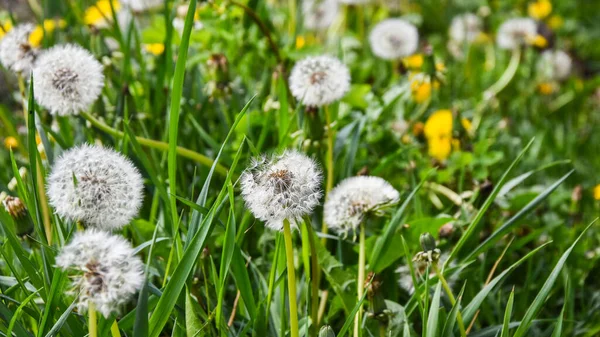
[432,264,467,337]
[88,302,98,337]
[79,111,229,177]
[354,223,366,337]
[321,105,335,243]
[110,320,121,337]
[484,48,521,98]
[283,219,299,337]
[305,219,320,335]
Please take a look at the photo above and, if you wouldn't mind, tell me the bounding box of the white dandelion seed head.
[240,150,323,231]
[0,23,39,75]
[537,50,572,81]
[47,144,144,230]
[56,229,144,318]
[496,18,537,50]
[32,44,104,116]
[338,0,370,5]
[302,0,339,31]
[369,19,419,60]
[324,176,400,235]
[289,55,350,107]
[121,0,163,12]
[449,13,482,43]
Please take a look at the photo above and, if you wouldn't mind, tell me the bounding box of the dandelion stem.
[354,222,366,337]
[88,302,98,337]
[305,218,320,335]
[432,263,467,337]
[79,111,229,177]
[110,320,122,337]
[321,105,335,243]
[484,48,521,98]
[283,219,299,337]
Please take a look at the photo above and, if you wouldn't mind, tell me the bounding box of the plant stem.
[110,320,122,337]
[321,105,335,243]
[305,219,320,334]
[354,222,366,337]
[432,264,467,337]
[88,302,98,337]
[283,219,299,337]
[79,112,229,177]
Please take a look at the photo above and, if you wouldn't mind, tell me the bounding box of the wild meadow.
[1,0,600,336]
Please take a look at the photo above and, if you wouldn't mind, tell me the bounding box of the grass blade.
[425,282,442,337]
[499,288,514,337]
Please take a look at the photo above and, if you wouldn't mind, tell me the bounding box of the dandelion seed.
[240,150,322,231]
[56,229,144,318]
[369,19,419,60]
[496,18,537,50]
[121,0,163,12]
[449,13,482,44]
[47,144,144,230]
[324,176,399,235]
[537,50,572,81]
[0,23,39,75]
[289,55,350,107]
[33,44,104,116]
[302,0,338,31]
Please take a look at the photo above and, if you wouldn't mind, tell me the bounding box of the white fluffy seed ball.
[537,50,572,81]
[47,144,144,230]
[289,55,351,107]
[369,19,419,60]
[56,229,144,318]
[0,23,39,75]
[33,44,104,116]
[324,176,399,234]
[496,18,537,50]
[240,150,323,231]
[449,13,482,43]
[303,0,339,31]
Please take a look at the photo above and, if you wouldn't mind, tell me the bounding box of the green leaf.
[185,289,203,337]
[441,283,465,337]
[499,288,514,337]
[425,282,442,337]
[512,220,597,337]
[43,300,77,337]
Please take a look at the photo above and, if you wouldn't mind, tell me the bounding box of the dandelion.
[28,19,67,47]
[528,0,552,20]
[240,150,322,231]
[144,43,165,55]
[594,185,600,201]
[424,109,453,161]
[324,176,399,235]
[0,23,39,75]
[121,0,164,12]
[240,150,321,337]
[449,13,482,44]
[409,73,439,103]
[84,0,122,27]
[33,44,104,116]
[403,54,424,69]
[289,55,350,107]
[302,0,338,31]
[537,50,572,81]
[47,144,144,230]
[496,18,537,50]
[0,21,13,38]
[56,229,144,318]
[369,19,419,60]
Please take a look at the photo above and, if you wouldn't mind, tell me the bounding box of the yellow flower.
[461,118,472,132]
[0,21,13,39]
[144,43,165,55]
[4,137,18,150]
[435,62,446,72]
[594,185,600,200]
[538,82,556,95]
[527,34,548,48]
[85,0,121,26]
[547,15,563,30]
[424,109,453,161]
[295,35,306,49]
[403,54,424,69]
[410,74,439,104]
[528,0,552,20]
[28,19,66,47]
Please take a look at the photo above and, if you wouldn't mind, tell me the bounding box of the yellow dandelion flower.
[435,62,446,72]
[425,109,453,161]
[428,136,452,161]
[527,34,548,48]
[461,118,472,132]
[403,54,424,69]
[0,21,13,39]
[4,137,18,150]
[538,82,556,95]
[410,74,436,103]
[528,0,552,20]
[28,19,66,47]
[295,35,306,49]
[85,0,121,26]
[547,15,563,30]
[594,185,600,200]
[144,43,165,55]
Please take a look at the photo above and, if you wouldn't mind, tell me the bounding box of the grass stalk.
[283,219,299,337]
[432,263,467,337]
[354,222,366,337]
[110,320,122,337]
[321,105,335,243]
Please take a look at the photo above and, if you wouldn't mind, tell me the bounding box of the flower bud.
[420,232,437,252]
[2,196,33,236]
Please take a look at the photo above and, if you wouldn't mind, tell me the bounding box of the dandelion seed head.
[537,50,571,81]
[369,19,419,60]
[121,0,164,12]
[496,18,537,50]
[240,150,322,231]
[0,23,39,75]
[56,229,144,318]
[449,13,482,43]
[47,144,143,230]
[303,0,338,31]
[33,44,104,116]
[324,176,399,235]
[289,55,350,107]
